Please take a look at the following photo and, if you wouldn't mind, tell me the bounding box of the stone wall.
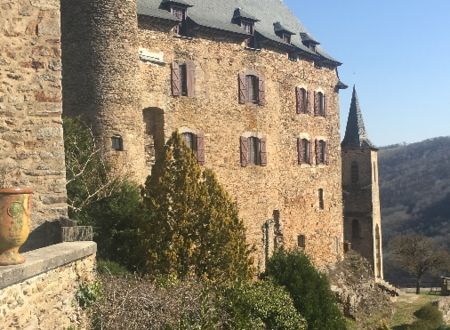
[61,5,345,271]
[0,0,68,249]
[0,242,96,329]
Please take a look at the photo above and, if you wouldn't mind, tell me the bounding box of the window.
[247,75,259,104]
[314,91,326,117]
[351,161,359,184]
[238,72,265,105]
[297,138,311,165]
[181,132,205,165]
[170,6,187,36]
[296,87,308,114]
[171,61,195,97]
[241,20,254,35]
[282,33,291,44]
[240,136,267,167]
[352,219,361,239]
[182,132,197,152]
[315,140,328,165]
[298,235,306,249]
[111,135,123,151]
[318,189,324,210]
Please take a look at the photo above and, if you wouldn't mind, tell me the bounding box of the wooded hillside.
[379,136,450,283]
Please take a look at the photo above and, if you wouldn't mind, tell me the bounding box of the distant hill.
[378,136,450,284]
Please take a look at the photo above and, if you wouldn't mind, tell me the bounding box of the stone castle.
[0,0,383,276]
[59,0,384,274]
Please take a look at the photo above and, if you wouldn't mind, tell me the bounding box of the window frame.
[111,135,124,151]
[170,5,187,36]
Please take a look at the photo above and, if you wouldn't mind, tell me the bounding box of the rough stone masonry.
[0,0,68,249]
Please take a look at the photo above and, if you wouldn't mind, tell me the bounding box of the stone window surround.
[238,69,265,106]
[314,88,326,117]
[297,133,312,167]
[240,131,267,167]
[315,136,328,167]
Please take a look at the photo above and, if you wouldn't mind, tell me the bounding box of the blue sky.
[285,0,450,146]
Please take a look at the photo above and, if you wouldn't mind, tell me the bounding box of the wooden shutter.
[171,62,181,96]
[260,137,267,166]
[307,91,313,114]
[240,136,249,167]
[295,87,302,114]
[258,76,266,105]
[324,141,329,165]
[313,91,319,116]
[186,61,196,97]
[308,140,313,164]
[196,133,205,165]
[315,139,320,165]
[297,138,303,164]
[238,73,247,104]
[323,94,327,117]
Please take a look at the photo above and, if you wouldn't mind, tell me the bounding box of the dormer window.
[162,0,192,36]
[233,8,259,48]
[273,22,295,44]
[300,32,320,51]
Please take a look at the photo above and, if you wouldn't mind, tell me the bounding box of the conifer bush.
[266,249,347,330]
[142,132,253,282]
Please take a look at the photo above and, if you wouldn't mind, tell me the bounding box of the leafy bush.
[266,249,347,330]
[220,280,307,329]
[76,281,101,308]
[142,132,253,282]
[81,182,152,271]
[409,303,445,330]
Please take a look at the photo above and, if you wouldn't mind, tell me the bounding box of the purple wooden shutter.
[258,76,266,105]
[308,140,313,164]
[297,138,303,164]
[196,133,205,165]
[313,91,319,116]
[315,139,320,165]
[238,73,247,104]
[260,137,267,166]
[295,87,302,114]
[186,61,196,97]
[171,62,181,96]
[240,136,248,167]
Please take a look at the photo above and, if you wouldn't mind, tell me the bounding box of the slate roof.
[342,86,376,149]
[233,8,259,22]
[137,0,341,65]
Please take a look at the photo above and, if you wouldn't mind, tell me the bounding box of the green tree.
[142,132,252,282]
[266,249,347,330]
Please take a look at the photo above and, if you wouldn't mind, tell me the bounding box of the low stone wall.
[0,242,97,329]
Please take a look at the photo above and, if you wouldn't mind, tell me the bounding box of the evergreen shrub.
[266,249,347,330]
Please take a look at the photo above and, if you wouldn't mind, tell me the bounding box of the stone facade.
[0,0,68,249]
[61,1,345,270]
[0,242,96,329]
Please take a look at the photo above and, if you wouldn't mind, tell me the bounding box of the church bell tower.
[342,86,384,279]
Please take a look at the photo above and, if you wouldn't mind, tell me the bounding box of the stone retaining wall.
[0,242,97,329]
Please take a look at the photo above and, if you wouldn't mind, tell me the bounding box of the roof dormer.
[233,8,259,35]
[273,22,295,44]
[300,32,320,51]
[161,0,193,36]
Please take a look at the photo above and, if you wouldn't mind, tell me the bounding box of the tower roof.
[342,86,376,149]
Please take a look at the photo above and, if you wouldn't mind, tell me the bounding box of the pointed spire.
[341,86,376,149]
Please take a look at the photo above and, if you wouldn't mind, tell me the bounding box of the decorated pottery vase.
[0,188,32,266]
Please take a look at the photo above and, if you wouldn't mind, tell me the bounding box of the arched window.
[351,161,359,184]
[316,139,328,165]
[352,219,361,239]
[181,132,205,165]
[240,135,267,167]
[238,72,265,105]
[182,132,197,152]
[296,87,308,114]
[314,91,326,116]
[297,138,311,164]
